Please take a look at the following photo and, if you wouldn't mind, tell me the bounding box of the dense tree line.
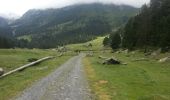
[0,17,14,48]
[0,36,14,48]
[109,0,170,51]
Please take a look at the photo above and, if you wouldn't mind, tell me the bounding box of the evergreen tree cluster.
[109,0,170,51]
[0,17,14,48]
[123,0,170,49]
[0,37,14,48]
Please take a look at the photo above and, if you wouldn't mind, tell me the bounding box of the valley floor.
[84,51,170,100]
[0,37,170,100]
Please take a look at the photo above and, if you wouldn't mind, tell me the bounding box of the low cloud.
[0,0,150,16]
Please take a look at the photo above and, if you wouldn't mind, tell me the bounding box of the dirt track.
[15,54,94,100]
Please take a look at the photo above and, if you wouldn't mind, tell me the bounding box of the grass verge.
[83,57,111,100]
[0,49,72,100]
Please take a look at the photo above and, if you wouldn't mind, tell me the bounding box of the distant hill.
[0,17,14,48]
[9,3,138,48]
[0,17,13,37]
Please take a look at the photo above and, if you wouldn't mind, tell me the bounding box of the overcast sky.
[0,0,150,16]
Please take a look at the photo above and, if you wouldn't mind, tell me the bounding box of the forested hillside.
[11,3,138,48]
[109,0,170,51]
[0,17,14,48]
[0,17,13,37]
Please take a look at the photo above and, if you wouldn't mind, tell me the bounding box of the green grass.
[67,36,110,51]
[78,36,170,100]
[17,35,32,42]
[0,49,58,72]
[0,49,73,100]
[1,36,170,100]
[84,51,170,100]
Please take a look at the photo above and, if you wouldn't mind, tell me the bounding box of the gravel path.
[15,54,94,100]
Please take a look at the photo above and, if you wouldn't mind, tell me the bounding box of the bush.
[27,58,38,62]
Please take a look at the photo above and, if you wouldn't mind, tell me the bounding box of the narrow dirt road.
[15,54,94,100]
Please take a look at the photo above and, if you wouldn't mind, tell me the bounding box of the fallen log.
[132,58,149,61]
[0,56,54,78]
[159,56,170,63]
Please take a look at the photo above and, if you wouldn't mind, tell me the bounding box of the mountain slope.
[12,3,138,48]
[0,17,14,48]
[121,0,170,51]
[0,17,12,37]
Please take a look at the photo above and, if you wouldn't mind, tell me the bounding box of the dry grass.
[83,57,111,100]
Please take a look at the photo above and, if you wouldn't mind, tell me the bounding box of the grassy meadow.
[77,37,170,100]
[67,36,107,51]
[84,51,170,100]
[0,36,170,100]
[0,49,73,100]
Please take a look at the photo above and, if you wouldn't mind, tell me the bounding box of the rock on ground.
[0,68,4,76]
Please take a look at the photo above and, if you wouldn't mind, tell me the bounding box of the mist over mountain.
[9,3,138,48]
[0,17,13,37]
[0,16,14,48]
[0,13,20,20]
[0,0,149,16]
[0,3,138,48]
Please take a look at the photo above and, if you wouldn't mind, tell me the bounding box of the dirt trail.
[15,54,94,100]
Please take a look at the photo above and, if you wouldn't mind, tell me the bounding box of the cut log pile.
[98,56,126,65]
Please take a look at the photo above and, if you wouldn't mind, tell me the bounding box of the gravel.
[14,54,94,100]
